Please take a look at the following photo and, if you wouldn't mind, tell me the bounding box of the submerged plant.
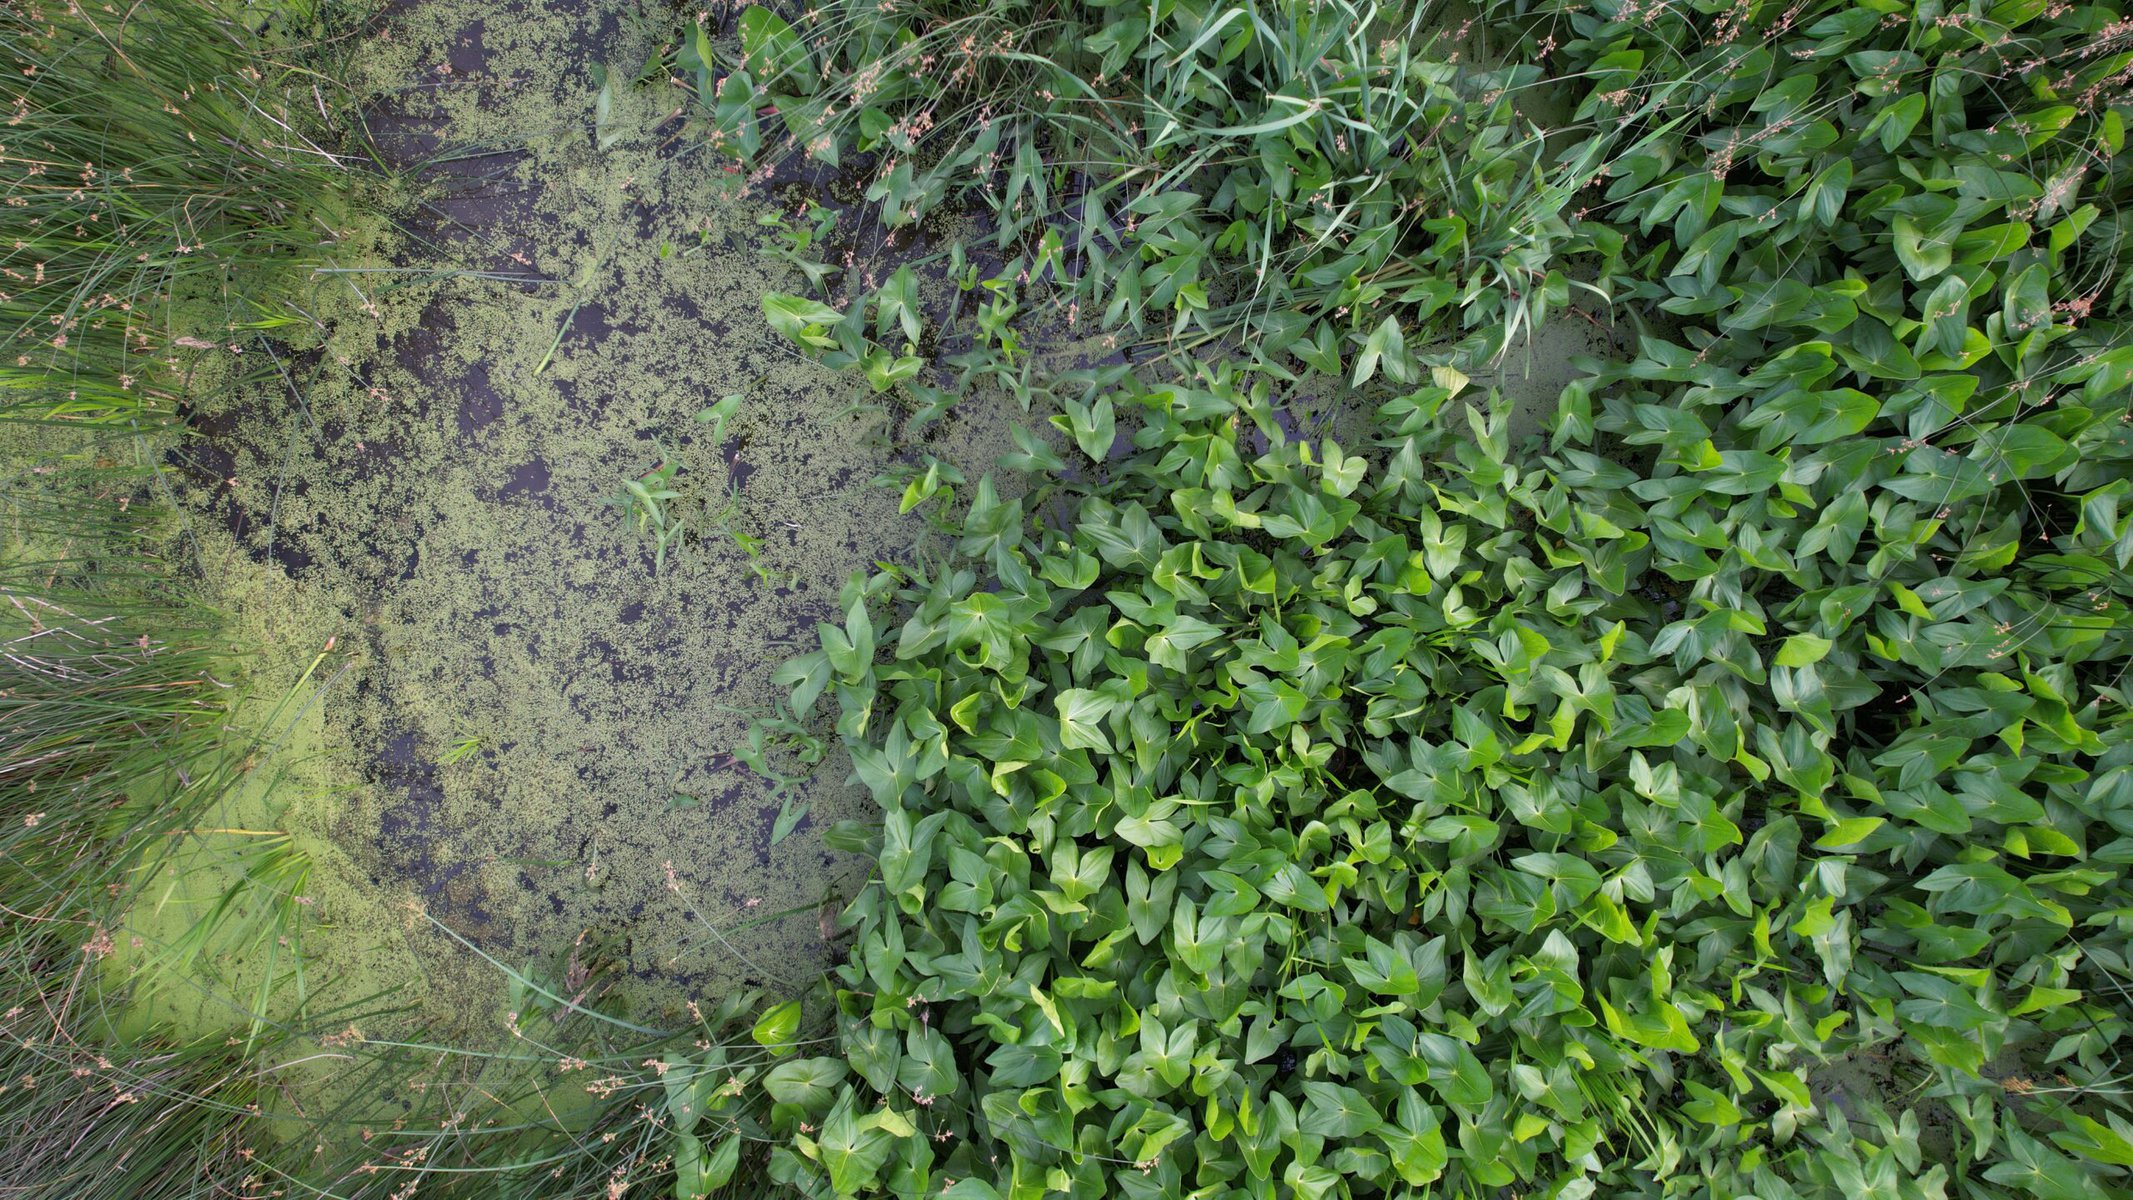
[609,397,787,576]
[760,198,843,295]
[734,701,831,845]
[611,447,692,571]
[439,733,486,765]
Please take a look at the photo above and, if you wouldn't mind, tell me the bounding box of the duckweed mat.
[174,0,1035,1022]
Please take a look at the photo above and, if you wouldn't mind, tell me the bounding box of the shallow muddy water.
[175,0,1034,1023]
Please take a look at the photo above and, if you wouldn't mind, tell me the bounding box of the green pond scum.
[176,0,1048,1036]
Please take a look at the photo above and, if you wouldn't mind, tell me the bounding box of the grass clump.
[0,0,363,965]
[677,0,1654,377]
[1,2,362,428]
[0,453,305,1197]
[0,0,384,1190]
[0,977,268,1200]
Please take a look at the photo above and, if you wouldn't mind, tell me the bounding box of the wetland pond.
[158,0,1592,1033]
[167,0,1040,1028]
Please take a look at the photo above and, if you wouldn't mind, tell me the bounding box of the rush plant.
[681,0,1676,380]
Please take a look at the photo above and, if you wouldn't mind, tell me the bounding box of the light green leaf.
[1774,633,1833,667]
[751,1000,802,1053]
[1054,688,1115,753]
[763,1056,847,1111]
[763,293,846,350]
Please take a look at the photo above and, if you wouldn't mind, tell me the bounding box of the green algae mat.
[166,0,1035,1026]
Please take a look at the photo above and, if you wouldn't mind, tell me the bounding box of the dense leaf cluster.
[688,0,2133,1197]
[769,352,2128,1197]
